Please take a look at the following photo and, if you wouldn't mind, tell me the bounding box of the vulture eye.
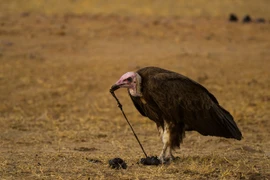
[126,77,132,82]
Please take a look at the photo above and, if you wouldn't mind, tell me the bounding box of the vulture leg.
[158,121,174,163]
[165,146,174,161]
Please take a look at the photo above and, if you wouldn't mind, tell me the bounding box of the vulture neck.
[129,73,142,97]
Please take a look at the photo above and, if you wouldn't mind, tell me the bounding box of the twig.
[110,89,148,158]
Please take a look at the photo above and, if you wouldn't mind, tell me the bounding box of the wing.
[128,91,147,117]
[146,72,242,140]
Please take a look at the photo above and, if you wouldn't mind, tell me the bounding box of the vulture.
[110,66,242,163]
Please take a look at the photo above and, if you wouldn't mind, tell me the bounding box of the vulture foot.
[159,153,175,164]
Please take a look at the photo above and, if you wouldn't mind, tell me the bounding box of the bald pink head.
[114,72,137,88]
[111,71,142,97]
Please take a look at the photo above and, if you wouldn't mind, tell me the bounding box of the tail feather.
[181,104,243,140]
[214,105,243,140]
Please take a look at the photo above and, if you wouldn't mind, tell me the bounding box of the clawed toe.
[158,155,175,164]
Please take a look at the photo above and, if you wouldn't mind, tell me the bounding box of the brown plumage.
[111,66,242,163]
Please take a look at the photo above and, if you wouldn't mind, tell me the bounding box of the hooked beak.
[110,84,120,93]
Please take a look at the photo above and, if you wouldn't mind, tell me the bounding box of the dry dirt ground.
[0,1,270,180]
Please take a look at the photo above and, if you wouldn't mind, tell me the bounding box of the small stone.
[229,14,238,22]
[255,18,266,23]
[140,156,161,166]
[109,158,127,169]
[243,15,252,23]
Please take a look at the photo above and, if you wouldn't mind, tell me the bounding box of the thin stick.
[110,90,148,158]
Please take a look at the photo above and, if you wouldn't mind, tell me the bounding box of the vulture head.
[111,72,142,97]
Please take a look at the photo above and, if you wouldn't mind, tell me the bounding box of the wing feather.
[145,71,242,139]
[129,91,147,117]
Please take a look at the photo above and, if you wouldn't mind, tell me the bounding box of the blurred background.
[1,0,270,18]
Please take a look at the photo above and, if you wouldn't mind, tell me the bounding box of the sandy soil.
[0,1,270,179]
